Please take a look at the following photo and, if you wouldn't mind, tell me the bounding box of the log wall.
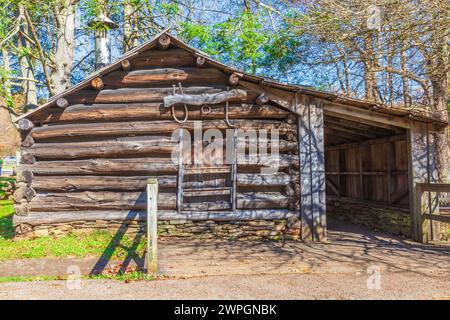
[14,46,300,233]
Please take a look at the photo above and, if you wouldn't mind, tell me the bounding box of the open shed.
[13,30,447,242]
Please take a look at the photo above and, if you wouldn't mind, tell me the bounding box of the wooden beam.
[164,89,247,108]
[131,48,195,68]
[14,209,298,225]
[240,80,295,112]
[27,139,178,160]
[102,68,228,87]
[326,134,406,151]
[33,103,289,124]
[324,102,411,129]
[30,119,293,140]
[67,87,256,105]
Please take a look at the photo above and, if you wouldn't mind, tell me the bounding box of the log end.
[121,59,131,71]
[18,118,35,131]
[158,34,171,50]
[256,93,269,106]
[196,56,206,67]
[56,98,69,109]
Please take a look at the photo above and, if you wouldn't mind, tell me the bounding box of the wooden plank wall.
[325,135,409,207]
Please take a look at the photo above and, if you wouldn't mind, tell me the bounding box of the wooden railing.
[414,183,450,243]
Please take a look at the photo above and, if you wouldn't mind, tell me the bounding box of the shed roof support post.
[408,122,439,243]
[298,94,327,241]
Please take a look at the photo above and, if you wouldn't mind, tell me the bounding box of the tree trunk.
[123,0,139,52]
[17,4,37,107]
[50,0,76,95]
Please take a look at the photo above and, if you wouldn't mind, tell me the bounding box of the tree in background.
[0,0,448,179]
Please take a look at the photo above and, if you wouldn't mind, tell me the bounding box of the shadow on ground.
[89,217,450,277]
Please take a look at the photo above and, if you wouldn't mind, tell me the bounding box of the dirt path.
[0,220,449,299]
[1,272,449,300]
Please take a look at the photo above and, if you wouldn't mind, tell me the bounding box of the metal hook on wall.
[171,83,188,124]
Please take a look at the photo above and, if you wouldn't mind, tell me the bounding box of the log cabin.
[12,30,447,242]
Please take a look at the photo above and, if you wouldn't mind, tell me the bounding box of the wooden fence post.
[146,178,158,274]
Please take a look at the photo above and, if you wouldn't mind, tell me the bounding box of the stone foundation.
[14,217,302,241]
[327,197,411,237]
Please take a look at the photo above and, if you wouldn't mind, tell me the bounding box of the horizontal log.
[31,172,291,192]
[26,191,290,212]
[102,68,228,87]
[13,209,298,225]
[27,139,177,160]
[66,87,258,105]
[28,192,177,211]
[164,89,247,108]
[237,172,291,187]
[34,103,289,124]
[130,48,196,68]
[183,192,290,211]
[32,175,177,191]
[30,119,294,140]
[23,154,298,176]
[23,158,178,175]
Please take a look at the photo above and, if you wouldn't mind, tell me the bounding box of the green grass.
[0,200,147,261]
[0,275,64,283]
[0,200,14,239]
[0,271,159,283]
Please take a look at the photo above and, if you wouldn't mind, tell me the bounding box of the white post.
[146,178,158,274]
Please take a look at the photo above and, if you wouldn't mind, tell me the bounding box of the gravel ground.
[0,272,449,300]
[0,220,449,300]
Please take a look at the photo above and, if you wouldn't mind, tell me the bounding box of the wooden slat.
[324,102,411,129]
